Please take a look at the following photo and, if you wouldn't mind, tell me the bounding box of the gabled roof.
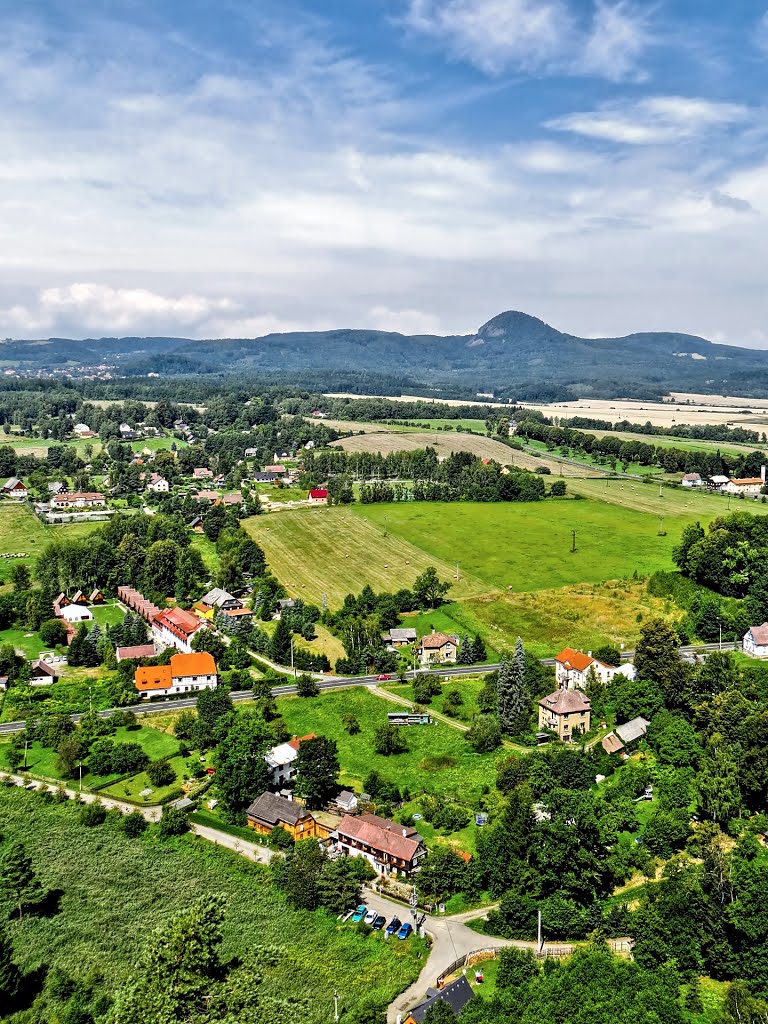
[601,732,625,755]
[3,477,24,490]
[309,489,328,499]
[730,478,764,486]
[418,632,458,650]
[555,647,594,673]
[409,976,475,1023]
[134,665,173,691]
[116,643,157,661]
[246,792,311,828]
[615,716,650,744]
[153,607,203,637]
[169,651,216,677]
[334,813,424,862]
[31,660,56,677]
[682,473,701,481]
[288,733,317,751]
[538,688,591,714]
[388,628,418,641]
[748,623,768,645]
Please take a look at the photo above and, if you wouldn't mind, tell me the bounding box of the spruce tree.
[269,616,292,665]
[472,634,488,663]
[497,637,527,736]
[0,843,42,920]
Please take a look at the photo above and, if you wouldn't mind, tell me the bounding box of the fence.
[435,937,633,985]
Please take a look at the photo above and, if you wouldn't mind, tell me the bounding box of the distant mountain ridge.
[5,310,768,399]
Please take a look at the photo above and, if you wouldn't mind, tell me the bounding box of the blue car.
[397,923,413,940]
[385,917,402,937]
[351,905,367,923]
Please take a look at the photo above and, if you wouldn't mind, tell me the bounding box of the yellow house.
[538,688,591,742]
[246,792,319,841]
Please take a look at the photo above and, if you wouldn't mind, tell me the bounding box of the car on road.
[385,917,402,937]
[351,905,367,922]
[372,915,386,930]
[376,674,391,681]
[364,909,378,925]
[397,923,413,940]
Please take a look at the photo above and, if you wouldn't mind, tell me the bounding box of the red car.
[376,674,391,681]
[205,767,216,775]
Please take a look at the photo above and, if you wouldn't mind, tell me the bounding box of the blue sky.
[1,0,767,345]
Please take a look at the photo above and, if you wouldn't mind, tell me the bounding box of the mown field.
[242,507,489,605]
[355,500,696,593]
[331,429,602,477]
[277,688,506,801]
[0,504,101,582]
[0,786,422,1020]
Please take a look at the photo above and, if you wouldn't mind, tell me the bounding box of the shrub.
[342,714,360,735]
[79,803,107,827]
[466,715,502,752]
[296,674,319,697]
[39,618,68,647]
[268,825,294,849]
[121,811,148,838]
[158,806,189,837]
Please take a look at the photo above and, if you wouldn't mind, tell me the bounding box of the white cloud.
[548,95,749,144]
[403,0,653,79]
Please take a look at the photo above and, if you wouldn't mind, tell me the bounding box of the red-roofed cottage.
[151,607,205,653]
[330,813,427,876]
[308,489,328,505]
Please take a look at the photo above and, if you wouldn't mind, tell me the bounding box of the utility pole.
[719,621,722,651]
[79,762,83,793]
[571,530,577,553]
[290,636,296,679]
[537,909,542,951]
[334,991,339,1024]
[658,482,663,499]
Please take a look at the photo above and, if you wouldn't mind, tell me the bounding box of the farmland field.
[242,507,489,605]
[0,786,422,1021]
[277,688,506,800]
[331,429,602,477]
[355,500,698,593]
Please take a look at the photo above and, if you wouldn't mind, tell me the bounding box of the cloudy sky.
[1,0,767,344]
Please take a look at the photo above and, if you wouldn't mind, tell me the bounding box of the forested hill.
[7,310,768,399]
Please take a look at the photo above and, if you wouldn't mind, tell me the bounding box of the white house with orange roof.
[134,651,217,699]
[555,647,618,689]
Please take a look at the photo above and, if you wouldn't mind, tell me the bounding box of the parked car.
[340,909,355,922]
[397,923,413,940]
[372,915,386,930]
[351,905,367,922]
[376,674,391,681]
[385,917,402,937]
[364,909,378,925]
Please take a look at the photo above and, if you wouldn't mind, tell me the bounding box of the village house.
[744,623,768,658]
[602,716,650,756]
[383,627,418,649]
[47,481,66,496]
[89,588,105,604]
[2,477,28,499]
[197,587,243,616]
[254,471,278,484]
[192,467,213,480]
[53,592,70,616]
[417,630,459,665]
[330,813,427,876]
[191,490,219,503]
[116,643,157,662]
[681,473,702,488]
[335,790,359,813]
[146,473,170,493]
[708,475,731,490]
[73,423,96,437]
[308,488,328,505]
[151,607,205,653]
[538,688,592,741]
[189,515,205,533]
[555,647,615,688]
[265,464,287,475]
[134,651,218,699]
[264,734,318,788]
[59,604,94,624]
[246,792,320,841]
[52,492,105,509]
[404,977,475,1024]
[30,660,58,685]
[723,475,765,497]
[244,447,259,458]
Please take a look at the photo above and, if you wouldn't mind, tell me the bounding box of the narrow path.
[370,686,470,733]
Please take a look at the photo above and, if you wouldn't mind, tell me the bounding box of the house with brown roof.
[744,623,768,658]
[151,607,205,653]
[538,688,591,742]
[246,792,319,841]
[417,630,459,665]
[52,492,105,509]
[116,643,158,663]
[134,651,217,699]
[89,588,105,604]
[30,660,58,685]
[330,813,427,876]
[2,477,27,499]
[192,467,213,480]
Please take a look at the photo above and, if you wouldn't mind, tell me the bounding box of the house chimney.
[432,627,436,635]
[402,829,408,837]
[762,465,766,483]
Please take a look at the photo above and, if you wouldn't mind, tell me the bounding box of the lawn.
[191,533,220,577]
[0,625,47,658]
[276,688,505,801]
[383,675,488,724]
[99,753,190,804]
[91,603,127,629]
[0,723,179,788]
[0,786,424,1021]
[242,507,488,606]
[355,500,699,594]
[398,604,499,659]
[130,435,188,452]
[0,669,121,723]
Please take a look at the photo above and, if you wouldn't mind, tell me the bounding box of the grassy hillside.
[0,786,422,1019]
[242,507,489,605]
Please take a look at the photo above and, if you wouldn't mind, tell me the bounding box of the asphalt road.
[0,642,736,736]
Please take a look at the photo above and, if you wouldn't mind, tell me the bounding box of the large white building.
[134,651,218,699]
